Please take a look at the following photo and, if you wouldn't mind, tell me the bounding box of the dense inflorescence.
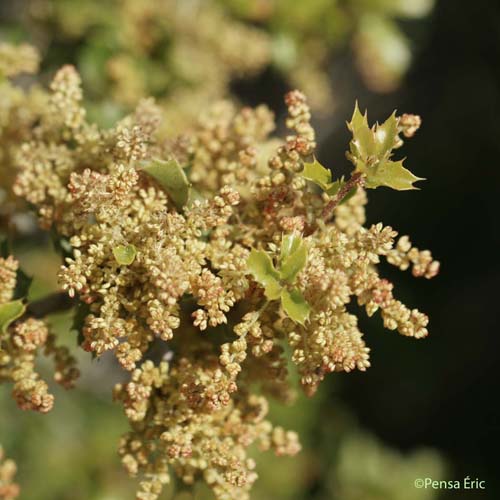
[114,357,299,500]
[0,446,19,500]
[0,255,79,413]
[0,43,439,499]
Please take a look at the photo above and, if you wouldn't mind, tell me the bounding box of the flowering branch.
[1,56,438,499]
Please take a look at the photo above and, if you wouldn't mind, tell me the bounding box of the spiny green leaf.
[113,244,137,265]
[364,159,424,190]
[280,232,302,262]
[142,158,190,209]
[263,279,282,301]
[375,111,399,157]
[347,103,423,191]
[301,158,347,196]
[247,249,282,300]
[0,300,26,334]
[348,102,375,159]
[247,249,279,281]
[280,240,307,283]
[325,177,346,196]
[349,101,369,131]
[301,157,332,191]
[280,288,310,325]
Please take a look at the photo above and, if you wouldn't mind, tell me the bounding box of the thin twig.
[321,172,365,223]
[26,292,76,318]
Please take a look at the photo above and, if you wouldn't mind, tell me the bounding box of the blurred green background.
[1,0,499,499]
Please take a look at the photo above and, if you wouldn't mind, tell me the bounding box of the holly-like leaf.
[141,158,191,209]
[247,249,282,300]
[280,239,307,283]
[348,102,375,160]
[301,157,332,191]
[263,279,282,301]
[326,177,346,197]
[0,300,26,334]
[113,244,137,265]
[347,103,423,191]
[301,158,347,196]
[364,159,424,190]
[280,288,310,325]
[375,111,399,157]
[349,101,369,132]
[280,233,302,261]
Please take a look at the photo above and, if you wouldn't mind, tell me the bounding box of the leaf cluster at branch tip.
[347,102,424,191]
[247,233,310,324]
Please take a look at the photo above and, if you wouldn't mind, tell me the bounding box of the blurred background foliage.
[1,0,499,498]
[0,0,433,128]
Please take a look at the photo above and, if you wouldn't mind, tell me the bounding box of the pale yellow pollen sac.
[399,113,422,138]
[12,319,48,352]
[387,235,440,279]
[49,65,86,129]
[279,215,305,232]
[114,125,147,162]
[0,256,19,304]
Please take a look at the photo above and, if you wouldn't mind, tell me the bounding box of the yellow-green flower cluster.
[0,255,79,413]
[114,356,299,500]
[6,55,439,498]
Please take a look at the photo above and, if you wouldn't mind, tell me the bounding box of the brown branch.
[320,172,365,223]
[26,292,76,319]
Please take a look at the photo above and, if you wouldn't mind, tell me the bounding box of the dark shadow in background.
[324,1,499,498]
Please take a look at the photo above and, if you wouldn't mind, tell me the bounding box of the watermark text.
[414,477,486,490]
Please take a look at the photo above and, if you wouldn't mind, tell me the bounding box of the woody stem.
[321,172,365,223]
[26,292,76,318]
